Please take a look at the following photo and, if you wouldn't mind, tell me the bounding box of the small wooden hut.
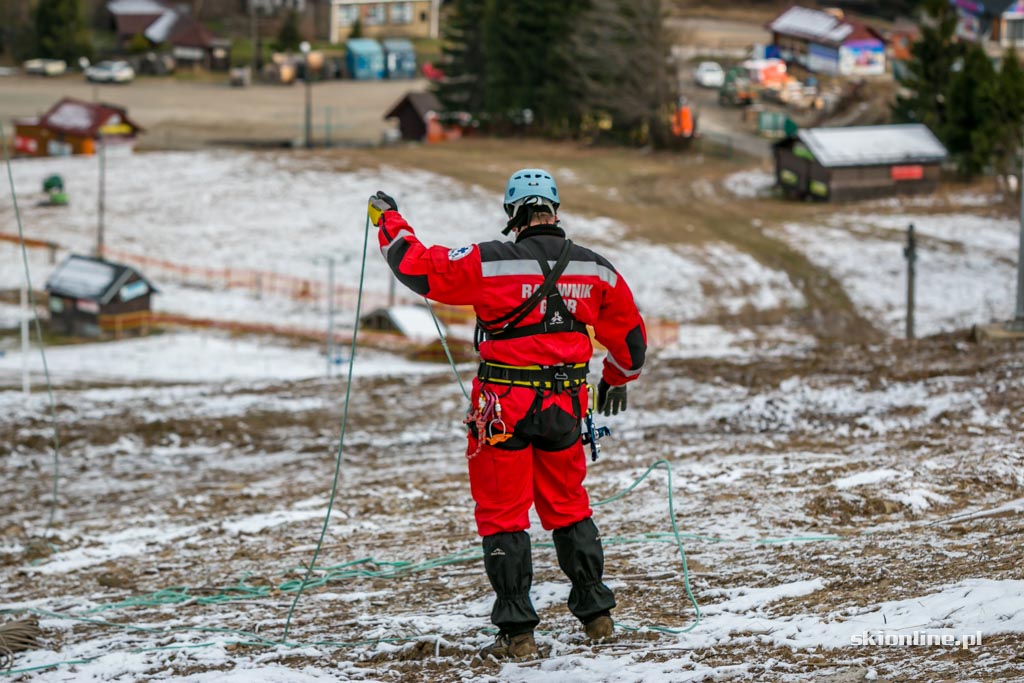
[773,124,947,201]
[383,91,442,141]
[46,254,157,338]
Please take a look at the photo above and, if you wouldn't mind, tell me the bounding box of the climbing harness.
[464,388,511,457]
[475,240,589,348]
[477,360,589,391]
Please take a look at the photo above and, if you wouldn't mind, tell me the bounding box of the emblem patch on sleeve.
[448,246,472,261]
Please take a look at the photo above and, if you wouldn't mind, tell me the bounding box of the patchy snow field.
[0,332,450,384]
[772,211,1019,337]
[3,153,1024,681]
[2,335,1022,682]
[1,151,802,326]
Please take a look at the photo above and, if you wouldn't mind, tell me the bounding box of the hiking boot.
[476,631,538,661]
[584,615,614,641]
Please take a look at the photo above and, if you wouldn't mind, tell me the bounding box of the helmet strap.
[502,204,531,235]
[502,203,557,236]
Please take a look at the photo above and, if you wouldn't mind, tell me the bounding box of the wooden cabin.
[46,254,157,338]
[384,91,442,141]
[773,124,947,202]
[13,98,142,158]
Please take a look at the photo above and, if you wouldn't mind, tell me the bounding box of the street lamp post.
[299,43,325,150]
[299,42,323,149]
[249,0,258,74]
[300,41,311,148]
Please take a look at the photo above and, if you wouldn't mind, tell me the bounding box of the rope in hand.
[280,214,371,643]
[1,125,64,533]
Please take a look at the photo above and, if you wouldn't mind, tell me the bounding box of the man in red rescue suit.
[368,168,646,659]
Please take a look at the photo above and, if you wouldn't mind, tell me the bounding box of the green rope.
[594,459,701,633]
[425,300,470,400]
[280,214,371,642]
[0,122,63,533]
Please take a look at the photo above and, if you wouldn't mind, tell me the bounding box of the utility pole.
[20,285,30,396]
[315,255,336,377]
[1011,151,1024,331]
[904,223,916,341]
[97,135,106,258]
[388,273,396,308]
[249,0,258,73]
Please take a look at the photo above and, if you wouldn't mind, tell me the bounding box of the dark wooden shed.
[773,124,948,202]
[384,91,442,141]
[46,254,158,338]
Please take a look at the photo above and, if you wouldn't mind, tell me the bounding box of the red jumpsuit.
[378,209,646,636]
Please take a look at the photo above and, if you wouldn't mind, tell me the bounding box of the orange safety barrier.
[100,246,437,317]
[0,232,60,263]
[8,234,680,350]
[99,311,154,339]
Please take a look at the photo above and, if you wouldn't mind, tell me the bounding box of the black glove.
[367,190,398,226]
[596,379,627,416]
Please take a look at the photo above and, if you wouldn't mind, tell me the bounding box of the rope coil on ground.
[0,618,41,671]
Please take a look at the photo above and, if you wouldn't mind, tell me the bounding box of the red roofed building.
[12,98,143,157]
[768,6,886,76]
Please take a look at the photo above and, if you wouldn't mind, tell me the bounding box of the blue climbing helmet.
[503,168,559,218]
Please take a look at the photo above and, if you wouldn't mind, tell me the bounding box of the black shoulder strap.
[478,239,573,334]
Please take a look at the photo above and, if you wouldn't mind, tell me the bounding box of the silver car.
[85,61,135,83]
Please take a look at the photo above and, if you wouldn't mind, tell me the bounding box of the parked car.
[85,61,135,84]
[23,58,67,76]
[693,61,725,89]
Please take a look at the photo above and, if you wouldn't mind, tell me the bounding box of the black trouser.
[483,517,616,635]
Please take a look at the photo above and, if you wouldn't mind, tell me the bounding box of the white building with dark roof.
[767,6,886,76]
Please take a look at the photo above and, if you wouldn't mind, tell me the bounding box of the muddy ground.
[2,333,1022,681]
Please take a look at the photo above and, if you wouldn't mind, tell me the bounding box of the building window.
[420,10,427,22]
[1008,18,1024,44]
[390,2,412,24]
[365,3,386,25]
[337,4,358,26]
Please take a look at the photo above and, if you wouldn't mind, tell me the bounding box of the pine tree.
[33,0,91,62]
[993,48,1024,177]
[275,9,302,52]
[945,43,999,178]
[891,0,961,132]
[436,0,586,132]
[572,0,677,146]
[434,0,488,116]
[480,0,588,132]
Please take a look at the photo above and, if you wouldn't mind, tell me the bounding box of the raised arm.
[371,192,485,306]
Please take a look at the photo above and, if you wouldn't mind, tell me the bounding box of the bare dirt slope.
[1,333,1022,681]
